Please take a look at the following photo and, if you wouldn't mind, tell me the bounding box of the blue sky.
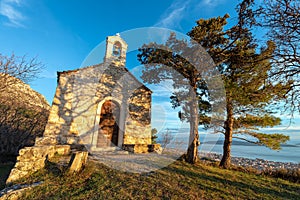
[0,0,239,102]
[3,0,297,131]
[0,0,243,130]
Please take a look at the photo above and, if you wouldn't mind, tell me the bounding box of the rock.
[55,145,71,155]
[122,144,162,154]
[6,145,56,184]
[148,144,162,154]
[0,73,50,156]
[68,151,88,173]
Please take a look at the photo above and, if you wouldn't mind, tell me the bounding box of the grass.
[11,158,300,200]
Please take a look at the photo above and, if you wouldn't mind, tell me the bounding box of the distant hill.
[0,74,50,161]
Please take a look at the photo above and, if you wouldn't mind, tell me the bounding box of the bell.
[113,49,120,55]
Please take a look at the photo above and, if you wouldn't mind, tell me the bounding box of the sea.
[156,118,300,164]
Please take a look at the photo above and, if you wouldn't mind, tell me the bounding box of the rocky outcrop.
[0,74,50,158]
[0,74,50,110]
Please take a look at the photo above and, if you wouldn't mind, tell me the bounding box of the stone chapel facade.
[40,33,154,152]
[6,34,158,184]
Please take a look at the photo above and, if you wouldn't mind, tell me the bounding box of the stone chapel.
[39,33,155,153]
[6,34,160,184]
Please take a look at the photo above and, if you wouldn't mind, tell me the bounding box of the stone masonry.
[6,34,160,184]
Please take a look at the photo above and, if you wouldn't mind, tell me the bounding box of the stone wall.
[125,86,152,145]
[123,144,161,154]
[41,63,152,150]
[6,145,70,184]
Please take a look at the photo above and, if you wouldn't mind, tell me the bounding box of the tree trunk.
[186,83,199,164]
[220,98,233,168]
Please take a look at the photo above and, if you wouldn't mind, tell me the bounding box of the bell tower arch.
[104,33,128,66]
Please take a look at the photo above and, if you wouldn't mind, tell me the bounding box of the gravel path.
[89,150,183,173]
[90,150,299,173]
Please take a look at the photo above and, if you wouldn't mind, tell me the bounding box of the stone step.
[90,147,129,156]
[91,146,120,152]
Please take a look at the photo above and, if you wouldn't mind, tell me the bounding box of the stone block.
[68,151,88,173]
[6,169,29,185]
[15,158,45,171]
[122,144,135,152]
[35,136,58,145]
[133,144,149,153]
[17,146,54,162]
[122,144,152,153]
[55,145,71,155]
[18,147,31,156]
[148,144,162,154]
[44,145,56,158]
[58,135,80,145]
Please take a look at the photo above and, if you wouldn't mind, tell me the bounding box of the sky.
[0,0,243,130]
[1,0,298,131]
[0,0,239,100]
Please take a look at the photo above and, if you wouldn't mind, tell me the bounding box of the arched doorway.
[97,100,120,148]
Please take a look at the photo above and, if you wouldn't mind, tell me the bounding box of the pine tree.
[138,32,205,163]
[138,5,291,167]
[189,13,291,168]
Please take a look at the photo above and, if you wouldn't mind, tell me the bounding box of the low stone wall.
[148,144,162,154]
[6,145,71,185]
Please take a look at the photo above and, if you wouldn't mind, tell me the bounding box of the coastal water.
[199,129,300,163]
[156,119,300,164]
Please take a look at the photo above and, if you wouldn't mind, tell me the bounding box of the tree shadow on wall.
[49,63,151,151]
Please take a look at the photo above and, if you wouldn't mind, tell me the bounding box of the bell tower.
[104,33,128,66]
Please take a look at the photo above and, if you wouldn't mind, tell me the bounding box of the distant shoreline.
[199,152,300,171]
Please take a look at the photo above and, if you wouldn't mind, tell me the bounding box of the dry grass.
[14,158,300,200]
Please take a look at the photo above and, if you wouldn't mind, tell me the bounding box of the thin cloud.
[0,0,25,27]
[155,0,226,30]
[198,0,225,8]
[154,0,191,29]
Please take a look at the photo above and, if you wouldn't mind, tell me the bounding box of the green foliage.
[16,108,36,119]
[262,168,300,183]
[234,114,281,129]
[232,114,289,150]
[250,133,289,150]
